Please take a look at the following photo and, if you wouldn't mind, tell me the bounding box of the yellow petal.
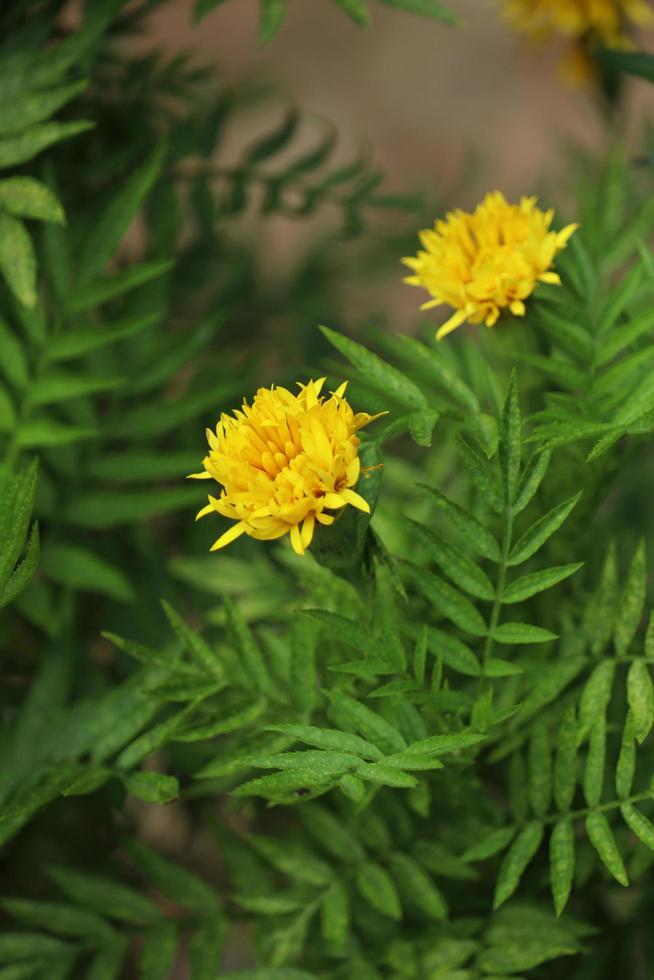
[301,512,316,548]
[195,502,215,521]
[210,521,247,551]
[290,523,305,556]
[187,471,212,480]
[436,309,468,340]
[342,488,370,513]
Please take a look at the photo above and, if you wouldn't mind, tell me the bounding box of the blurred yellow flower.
[402,191,577,340]
[503,0,652,46]
[189,379,380,556]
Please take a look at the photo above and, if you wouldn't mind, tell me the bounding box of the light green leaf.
[616,711,637,799]
[627,658,654,744]
[265,724,382,760]
[0,177,64,223]
[499,372,521,505]
[614,541,646,656]
[15,418,94,448]
[462,826,515,862]
[457,436,503,513]
[0,211,35,307]
[577,661,615,744]
[410,565,488,636]
[356,861,402,919]
[508,492,582,566]
[0,381,15,432]
[68,260,173,312]
[46,313,157,361]
[259,0,288,43]
[503,564,583,604]
[0,120,92,169]
[585,812,628,886]
[320,326,428,409]
[0,899,112,940]
[409,518,495,600]
[427,627,481,676]
[122,772,180,804]
[492,622,557,644]
[63,486,200,527]
[620,801,654,851]
[0,316,28,387]
[0,524,39,610]
[41,542,133,601]
[333,0,370,26]
[320,880,350,950]
[549,819,574,917]
[419,485,501,561]
[30,370,123,406]
[162,600,224,679]
[513,449,550,515]
[326,691,407,754]
[493,821,544,909]
[87,939,129,980]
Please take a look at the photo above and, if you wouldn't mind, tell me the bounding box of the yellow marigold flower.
[402,191,578,340]
[502,0,652,47]
[189,379,381,556]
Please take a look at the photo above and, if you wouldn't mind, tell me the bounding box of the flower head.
[502,0,653,82]
[189,379,381,556]
[402,191,577,340]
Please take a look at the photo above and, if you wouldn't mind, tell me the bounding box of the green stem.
[537,789,653,829]
[482,507,514,668]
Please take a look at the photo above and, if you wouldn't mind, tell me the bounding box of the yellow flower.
[189,379,381,556]
[502,0,652,46]
[402,191,578,340]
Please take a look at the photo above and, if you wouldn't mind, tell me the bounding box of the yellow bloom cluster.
[503,0,652,46]
[402,191,577,339]
[190,379,379,556]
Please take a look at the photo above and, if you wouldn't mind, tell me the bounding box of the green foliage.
[1,4,654,980]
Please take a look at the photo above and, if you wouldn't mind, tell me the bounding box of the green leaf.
[127,841,220,913]
[528,724,551,818]
[585,812,628,886]
[503,564,582,604]
[419,485,501,561]
[408,518,495,600]
[405,731,486,755]
[583,715,606,808]
[594,48,654,83]
[549,819,574,917]
[409,565,488,636]
[513,449,550,515]
[0,211,35,307]
[193,0,232,22]
[456,436,502,514]
[138,922,178,980]
[333,0,371,25]
[175,698,267,741]
[320,326,428,409]
[508,492,582,566]
[0,899,112,939]
[40,542,133,601]
[577,660,615,744]
[462,826,516,862]
[162,600,224,679]
[87,939,129,980]
[250,835,332,886]
[499,372,521,505]
[259,0,288,43]
[123,771,180,804]
[356,861,402,919]
[536,304,594,361]
[389,852,447,919]
[426,627,481,676]
[265,724,383,760]
[627,658,654,744]
[377,0,458,25]
[187,917,226,980]
[47,867,161,925]
[30,370,123,406]
[68,261,173,312]
[0,316,28,387]
[0,177,63,223]
[46,313,158,361]
[224,595,271,692]
[0,78,87,137]
[484,657,523,677]
[588,544,618,655]
[63,485,200,527]
[78,142,166,283]
[492,622,557,644]
[15,418,94,448]
[0,120,92,169]
[616,711,637,799]
[620,801,654,851]
[0,524,39,610]
[320,880,350,950]
[326,691,407,754]
[493,821,544,909]
[0,933,71,962]
[614,541,646,656]
[554,705,578,812]
[299,803,366,862]
[408,407,439,447]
